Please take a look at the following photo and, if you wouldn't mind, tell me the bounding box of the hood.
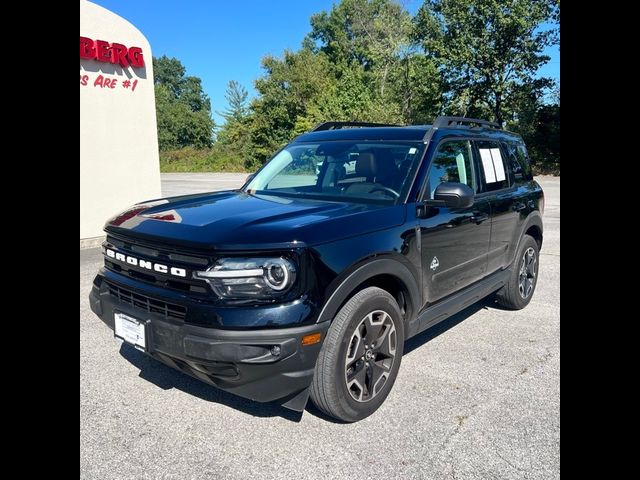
[104,191,406,250]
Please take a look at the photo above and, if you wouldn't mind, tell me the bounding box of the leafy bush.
[160,147,248,173]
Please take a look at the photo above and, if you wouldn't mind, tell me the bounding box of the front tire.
[310,287,404,422]
[495,234,540,310]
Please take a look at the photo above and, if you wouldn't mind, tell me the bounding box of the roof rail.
[421,116,501,143]
[432,116,500,129]
[311,121,400,132]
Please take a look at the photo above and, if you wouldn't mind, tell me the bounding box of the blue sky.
[91,0,560,125]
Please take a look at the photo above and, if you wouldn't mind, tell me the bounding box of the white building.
[80,0,161,248]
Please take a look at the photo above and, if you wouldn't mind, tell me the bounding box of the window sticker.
[490,148,506,181]
[479,149,496,183]
[409,147,417,154]
[479,148,506,184]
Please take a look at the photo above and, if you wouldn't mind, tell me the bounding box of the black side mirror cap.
[433,182,475,209]
[417,183,475,216]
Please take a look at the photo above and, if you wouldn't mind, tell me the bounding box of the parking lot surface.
[80,174,560,480]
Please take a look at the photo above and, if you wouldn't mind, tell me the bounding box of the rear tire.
[310,287,404,422]
[495,234,539,310]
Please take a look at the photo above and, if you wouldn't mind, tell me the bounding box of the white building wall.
[80,0,161,245]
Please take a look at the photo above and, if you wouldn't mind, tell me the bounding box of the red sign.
[80,36,144,68]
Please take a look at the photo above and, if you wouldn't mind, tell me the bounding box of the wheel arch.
[525,223,543,250]
[316,257,420,333]
[510,211,543,266]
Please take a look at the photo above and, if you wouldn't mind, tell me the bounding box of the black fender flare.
[316,257,421,329]
[510,211,543,266]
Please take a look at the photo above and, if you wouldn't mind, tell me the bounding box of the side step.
[406,269,509,339]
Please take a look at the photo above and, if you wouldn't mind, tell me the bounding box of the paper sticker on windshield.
[490,148,506,181]
[409,147,417,154]
[479,149,496,183]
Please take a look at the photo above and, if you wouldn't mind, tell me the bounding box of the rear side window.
[475,140,510,192]
[502,141,533,182]
[426,140,477,199]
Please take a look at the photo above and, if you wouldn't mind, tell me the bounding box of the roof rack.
[422,116,501,142]
[432,116,500,129]
[311,121,400,132]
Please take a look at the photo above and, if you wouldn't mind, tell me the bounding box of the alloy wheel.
[344,310,397,402]
[518,247,537,299]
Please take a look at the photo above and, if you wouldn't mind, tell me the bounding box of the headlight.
[194,257,297,299]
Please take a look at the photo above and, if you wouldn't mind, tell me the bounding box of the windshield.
[245,141,425,204]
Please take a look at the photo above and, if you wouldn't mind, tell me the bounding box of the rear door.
[499,140,538,267]
[473,139,519,274]
[418,139,491,305]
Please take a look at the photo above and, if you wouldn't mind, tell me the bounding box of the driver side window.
[427,140,476,199]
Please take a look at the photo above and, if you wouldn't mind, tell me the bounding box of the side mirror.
[433,182,475,209]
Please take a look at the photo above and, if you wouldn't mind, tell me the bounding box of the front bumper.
[89,273,329,406]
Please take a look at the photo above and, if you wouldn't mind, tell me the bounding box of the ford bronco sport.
[89,116,544,422]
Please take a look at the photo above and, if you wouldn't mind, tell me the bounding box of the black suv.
[89,116,543,422]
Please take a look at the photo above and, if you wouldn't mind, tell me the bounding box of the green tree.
[180,76,211,113]
[215,80,254,169]
[221,80,249,123]
[413,0,559,124]
[247,0,444,166]
[393,53,443,124]
[509,95,559,174]
[309,0,410,94]
[153,56,214,150]
[307,0,436,124]
[163,0,559,175]
[529,103,559,172]
[153,55,185,97]
[218,81,250,149]
[249,48,338,164]
[217,80,250,145]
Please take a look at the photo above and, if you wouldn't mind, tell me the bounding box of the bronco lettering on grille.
[105,248,187,278]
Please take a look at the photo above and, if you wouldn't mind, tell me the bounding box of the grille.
[106,234,210,265]
[103,234,211,294]
[105,281,187,321]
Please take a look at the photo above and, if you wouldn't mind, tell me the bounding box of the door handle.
[470,213,489,224]
[512,202,526,212]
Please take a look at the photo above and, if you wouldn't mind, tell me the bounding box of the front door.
[419,139,491,306]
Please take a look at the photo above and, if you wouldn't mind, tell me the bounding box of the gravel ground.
[80,174,560,480]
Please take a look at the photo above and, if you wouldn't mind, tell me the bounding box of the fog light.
[270,345,281,356]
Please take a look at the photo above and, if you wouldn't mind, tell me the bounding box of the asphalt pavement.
[80,174,560,480]
[160,172,249,197]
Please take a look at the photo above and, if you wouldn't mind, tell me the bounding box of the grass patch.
[160,147,249,173]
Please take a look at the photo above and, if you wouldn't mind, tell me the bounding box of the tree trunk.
[380,64,389,98]
[403,56,411,122]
